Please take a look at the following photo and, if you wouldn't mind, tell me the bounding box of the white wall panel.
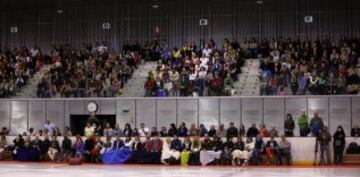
[308,98,329,127]
[263,99,285,135]
[177,99,198,127]
[220,99,241,128]
[136,100,156,128]
[157,99,176,129]
[199,99,220,129]
[28,101,45,132]
[242,99,263,130]
[329,98,351,134]
[10,101,28,134]
[116,99,135,128]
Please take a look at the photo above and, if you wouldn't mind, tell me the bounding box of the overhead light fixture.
[57,9,63,14]
[256,0,263,4]
[152,0,159,9]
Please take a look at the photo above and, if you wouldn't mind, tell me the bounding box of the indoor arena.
[0,0,359,176]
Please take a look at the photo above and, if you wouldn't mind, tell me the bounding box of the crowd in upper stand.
[144,38,245,97]
[257,36,360,95]
[1,112,360,165]
[1,36,359,98]
[36,41,139,98]
[0,46,43,97]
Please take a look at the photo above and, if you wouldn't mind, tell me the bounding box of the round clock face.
[87,101,98,113]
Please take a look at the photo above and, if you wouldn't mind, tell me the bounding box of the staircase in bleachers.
[233,59,260,96]
[15,65,52,98]
[120,62,158,97]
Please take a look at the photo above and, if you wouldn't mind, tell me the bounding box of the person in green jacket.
[298,110,309,137]
[224,74,234,96]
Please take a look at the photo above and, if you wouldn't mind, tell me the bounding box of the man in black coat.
[226,122,238,138]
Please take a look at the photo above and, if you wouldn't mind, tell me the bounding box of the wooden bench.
[343,154,360,164]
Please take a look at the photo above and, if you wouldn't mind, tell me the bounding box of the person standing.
[44,120,55,136]
[318,126,331,165]
[310,112,324,137]
[284,114,295,137]
[333,126,345,165]
[297,111,309,137]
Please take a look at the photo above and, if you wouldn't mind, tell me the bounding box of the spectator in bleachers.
[159,127,167,137]
[251,135,265,165]
[269,126,279,137]
[180,136,192,166]
[74,135,84,159]
[265,136,278,164]
[167,123,177,137]
[208,125,217,137]
[259,124,269,137]
[161,137,180,165]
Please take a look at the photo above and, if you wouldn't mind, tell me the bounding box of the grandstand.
[0,0,360,177]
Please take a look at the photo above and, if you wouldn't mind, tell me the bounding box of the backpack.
[346,142,359,154]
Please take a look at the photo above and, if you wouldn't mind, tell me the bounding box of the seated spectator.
[188,136,201,165]
[238,124,246,137]
[226,122,238,138]
[232,136,247,165]
[58,134,72,162]
[139,123,150,137]
[103,123,113,137]
[102,135,132,164]
[74,135,84,159]
[145,135,163,164]
[0,134,8,154]
[129,136,142,163]
[199,124,208,137]
[251,135,265,165]
[47,136,60,162]
[208,125,217,137]
[265,136,278,164]
[84,122,95,137]
[246,124,259,137]
[259,124,269,137]
[199,134,221,166]
[180,136,192,166]
[100,136,112,155]
[269,126,279,137]
[167,123,177,137]
[111,124,124,136]
[159,127,167,137]
[40,135,51,160]
[150,127,159,137]
[222,137,234,165]
[189,123,199,136]
[277,135,292,165]
[161,137,180,165]
[123,123,132,137]
[177,122,188,137]
[351,125,360,137]
[217,124,226,137]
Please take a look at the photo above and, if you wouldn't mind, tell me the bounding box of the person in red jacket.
[144,77,156,96]
[144,135,163,164]
[210,75,223,96]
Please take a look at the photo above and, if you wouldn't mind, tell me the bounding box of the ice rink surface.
[0,163,359,177]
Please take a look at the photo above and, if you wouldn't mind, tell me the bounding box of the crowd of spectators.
[1,112,359,165]
[256,36,360,95]
[0,46,43,97]
[144,39,245,97]
[36,41,140,98]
